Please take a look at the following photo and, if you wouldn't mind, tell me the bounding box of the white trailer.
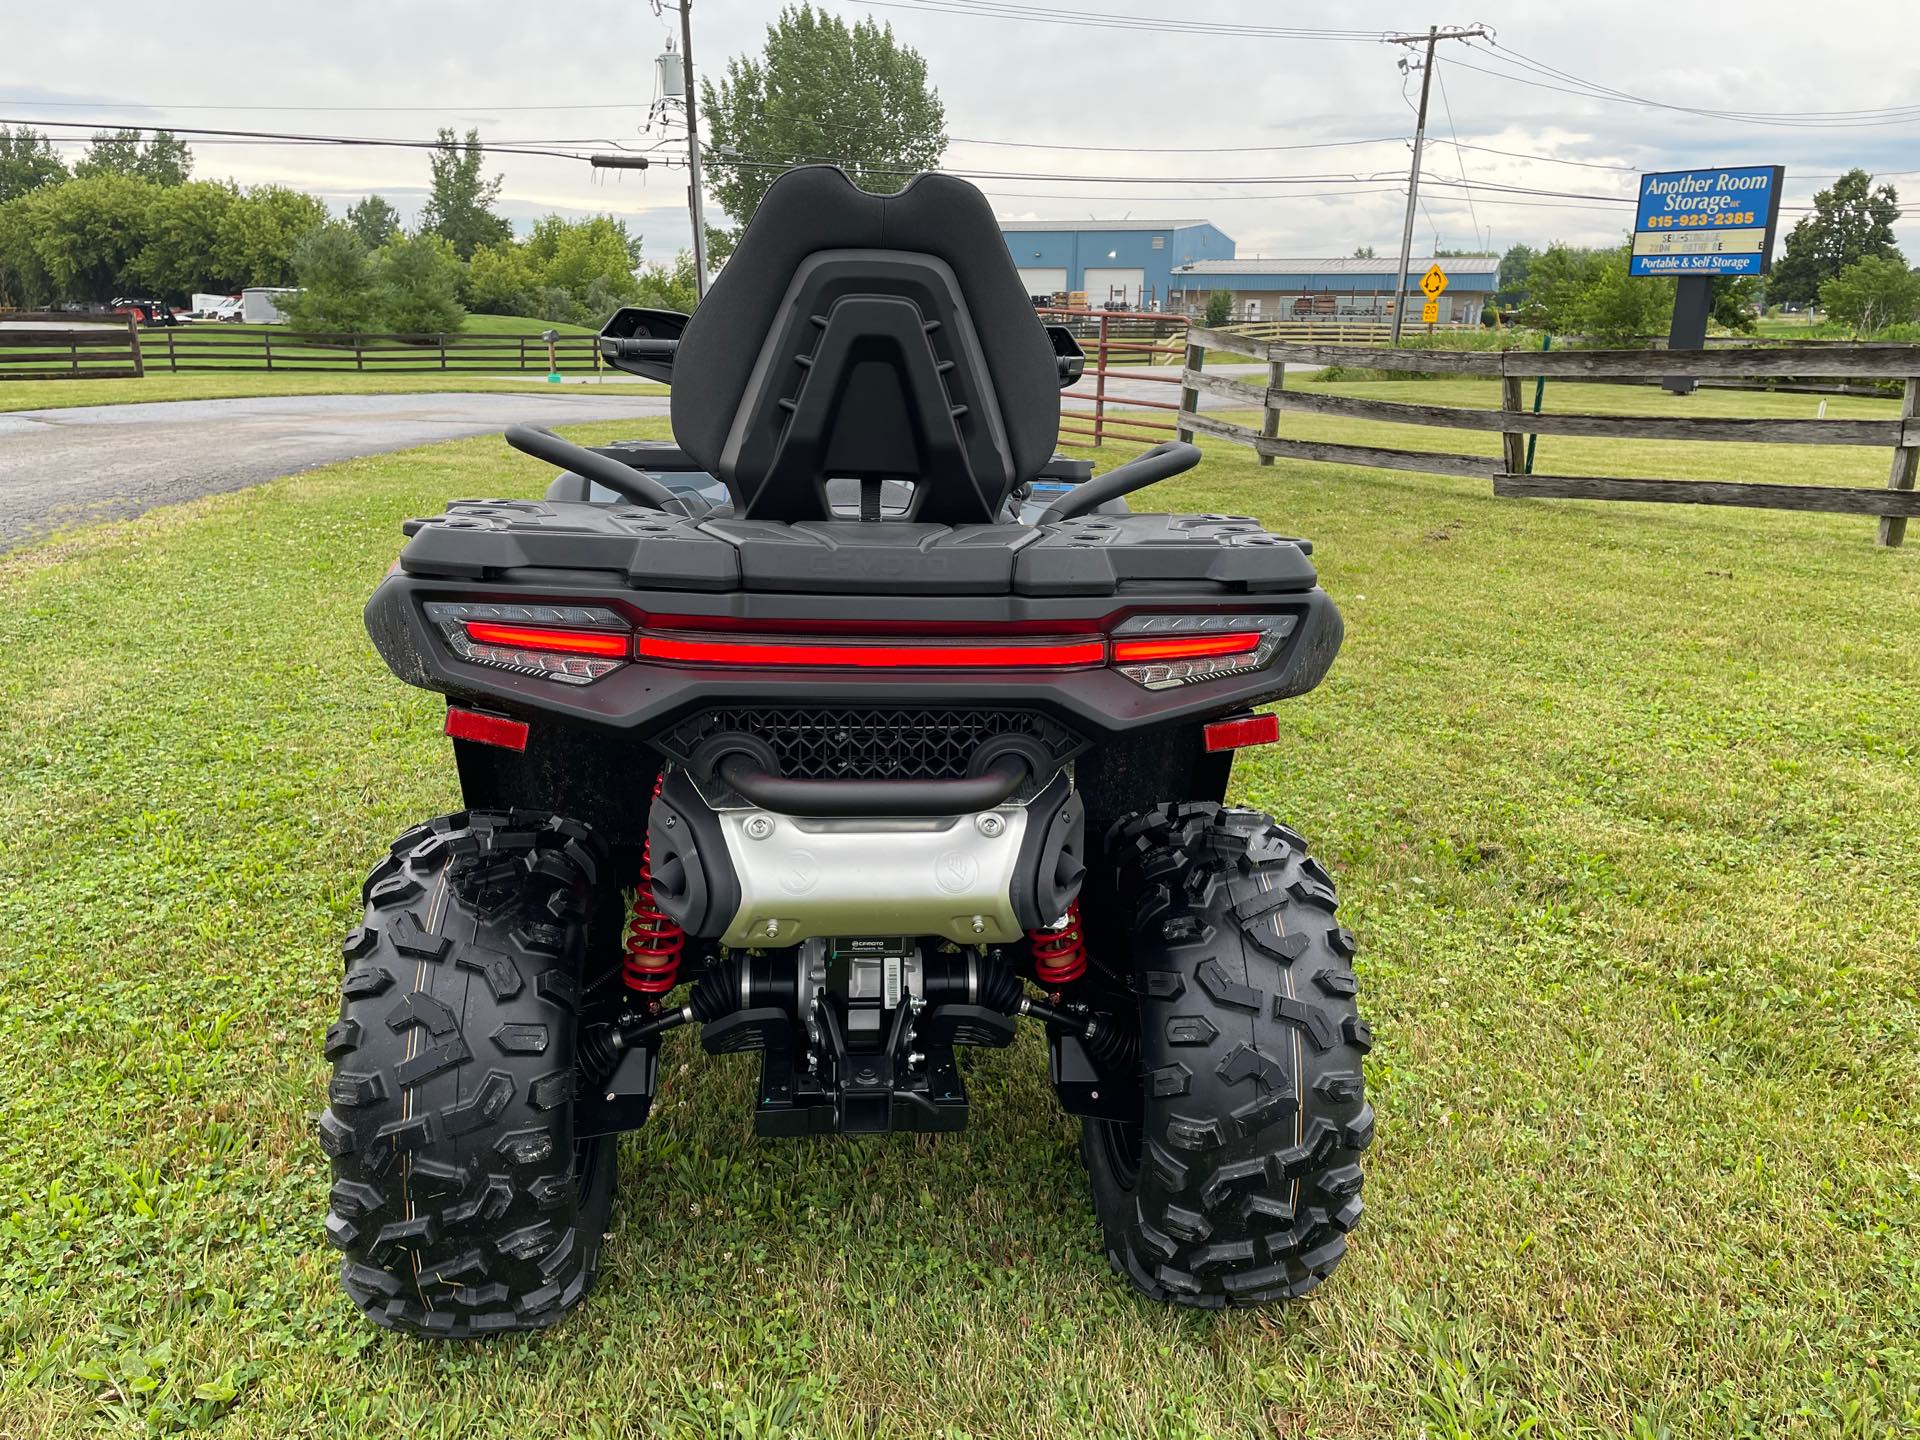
[241,287,297,324]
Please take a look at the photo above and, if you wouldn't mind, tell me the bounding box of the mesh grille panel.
[665,707,1081,782]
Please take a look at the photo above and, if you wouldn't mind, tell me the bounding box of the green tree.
[374,232,466,333]
[277,223,382,332]
[420,128,511,260]
[135,180,239,298]
[701,4,945,258]
[1204,289,1234,327]
[0,125,67,202]
[1523,241,1672,344]
[464,239,540,315]
[1768,168,1901,306]
[631,251,700,315]
[1708,276,1760,334]
[75,128,192,185]
[1818,254,1920,333]
[1496,243,1535,307]
[0,195,52,307]
[346,194,402,248]
[215,185,328,287]
[21,172,155,301]
[1351,245,1377,259]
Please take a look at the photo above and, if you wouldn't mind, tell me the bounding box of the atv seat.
[668,166,1062,526]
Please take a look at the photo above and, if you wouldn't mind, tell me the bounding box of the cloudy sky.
[3,0,1915,263]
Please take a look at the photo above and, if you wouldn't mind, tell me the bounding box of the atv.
[322,166,1372,1337]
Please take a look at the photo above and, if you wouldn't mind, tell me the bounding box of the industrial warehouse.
[998,219,1498,323]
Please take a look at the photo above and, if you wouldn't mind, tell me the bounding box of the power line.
[1450,45,1920,129]
[1432,58,1482,248]
[0,96,651,113]
[841,0,1391,40]
[949,133,1405,155]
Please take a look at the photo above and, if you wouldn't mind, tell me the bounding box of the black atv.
[322,166,1372,1338]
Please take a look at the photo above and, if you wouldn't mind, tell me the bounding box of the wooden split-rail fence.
[1176,326,1920,547]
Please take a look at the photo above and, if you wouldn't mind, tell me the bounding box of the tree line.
[0,125,695,333]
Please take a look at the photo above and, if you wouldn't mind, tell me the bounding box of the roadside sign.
[1421,299,1439,325]
[1629,166,1784,277]
[1420,263,1448,298]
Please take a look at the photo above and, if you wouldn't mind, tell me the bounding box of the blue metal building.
[1169,255,1500,324]
[998,220,1236,309]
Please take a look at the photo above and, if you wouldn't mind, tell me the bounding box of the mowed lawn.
[0,371,665,414]
[1,385,1917,1438]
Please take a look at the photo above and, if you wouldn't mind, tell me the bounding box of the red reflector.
[462,621,629,658]
[635,633,1107,669]
[1111,631,1263,663]
[1202,713,1280,752]
[444,706,530,752]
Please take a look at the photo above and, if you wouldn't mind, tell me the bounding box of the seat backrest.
[668,167,1060,525]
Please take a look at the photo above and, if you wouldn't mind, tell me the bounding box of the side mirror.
[1044,324,1085,389]
[599,307,691,384]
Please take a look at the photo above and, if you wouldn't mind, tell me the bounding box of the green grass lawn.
[1,399,1917,1438]
[0,371,666,413]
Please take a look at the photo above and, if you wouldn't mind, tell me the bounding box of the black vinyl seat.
[668,167,1061,526]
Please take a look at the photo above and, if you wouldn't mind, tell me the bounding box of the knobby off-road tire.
[1083,803,1374,1307]
[319,809,617,1337]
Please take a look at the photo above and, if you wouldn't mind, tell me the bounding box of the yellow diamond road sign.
[1421,299,1439,325]
[1420,263,1449,298]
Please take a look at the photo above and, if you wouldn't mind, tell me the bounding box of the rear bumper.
[365,572,1344,744]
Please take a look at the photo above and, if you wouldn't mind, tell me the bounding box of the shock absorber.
[622,773,685,996]
[1028,898,1088,989]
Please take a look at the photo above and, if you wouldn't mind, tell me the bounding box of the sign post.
[1419,263,1447,332]
[1630,166,1783,395]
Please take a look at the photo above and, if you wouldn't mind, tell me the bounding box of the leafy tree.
[0,195,51,307]
[1768,169,1901,306]
[74,128,192,186]
[631,251,700,315]
[420,129,511,260]
[523,214,642,302]
[1522,241,1672,344]
[20,173,154,301]
[0,125,67,203]
[214,185,328,287]
[135,180,239,297]
[1708,276,1760,334]
[1351,245,1377,259]
[1496,243,1535,307]
[702,4,945,258]
[277,224,382,332]
[1819,254,1920,333]
[1204,289,1233,326]
[346,194,402,248]
[374,232,466,333]
[465,239,540,315]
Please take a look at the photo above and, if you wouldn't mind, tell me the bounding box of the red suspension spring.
[1028,899,1087,988]
[623,774,685,995]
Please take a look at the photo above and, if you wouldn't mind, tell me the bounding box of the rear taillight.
[425,602,630,685]
[444,705,530,751]
[1109,615,1295,690]
[634,632,1106,670]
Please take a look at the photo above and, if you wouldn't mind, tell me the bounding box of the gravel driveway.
[0,391,671,550]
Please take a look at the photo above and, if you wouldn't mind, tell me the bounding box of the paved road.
[0,391,670,550]
[0,368,1279,551]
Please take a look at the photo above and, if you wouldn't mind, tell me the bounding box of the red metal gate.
[1038,307,1190,449]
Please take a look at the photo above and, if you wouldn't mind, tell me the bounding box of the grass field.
[1,388,1918,1438]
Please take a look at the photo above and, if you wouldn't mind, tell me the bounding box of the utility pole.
[679,2,709,300]
[1385,25,1490,346]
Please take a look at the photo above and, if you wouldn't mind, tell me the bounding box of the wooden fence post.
[1499,372,1526,474]
[1880,376,1920,547]
[263,331,274,371]
[1259,350,1286,466]
[439,334,448,371]
[355,335,365,372]
[1177,340,1204,443]
[128,315,145,378]
[164,327,178,373]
